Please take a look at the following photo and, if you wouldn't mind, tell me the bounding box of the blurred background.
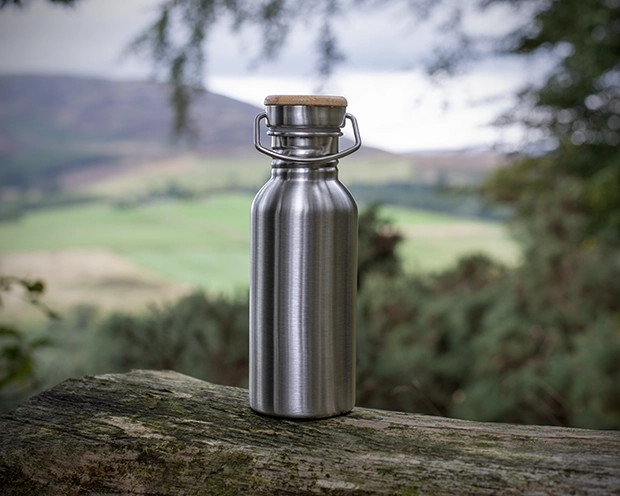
[0,0,618,429]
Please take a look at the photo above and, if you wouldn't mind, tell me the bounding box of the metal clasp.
[254,112,362,163]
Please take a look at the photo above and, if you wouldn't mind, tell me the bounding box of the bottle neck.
[271,165,339,180]
[265,104,346,168]
[269,133,341,168]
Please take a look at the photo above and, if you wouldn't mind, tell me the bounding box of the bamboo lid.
[264,95,348,107]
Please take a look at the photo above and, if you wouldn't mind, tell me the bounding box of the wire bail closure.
[254,112,362,164]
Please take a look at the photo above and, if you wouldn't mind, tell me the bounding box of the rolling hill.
[0,74,400,193]
[0,74,263,154]
[0,74,268,191]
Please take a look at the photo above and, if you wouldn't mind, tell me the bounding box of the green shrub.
[94,291,249,387]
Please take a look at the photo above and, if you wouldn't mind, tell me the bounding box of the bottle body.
[250,165,357,418]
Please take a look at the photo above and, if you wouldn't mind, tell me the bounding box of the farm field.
[70,153,418,200]
[0,194,518,325]
[383,205,519,272]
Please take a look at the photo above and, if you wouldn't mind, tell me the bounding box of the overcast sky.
[0,0,550,153]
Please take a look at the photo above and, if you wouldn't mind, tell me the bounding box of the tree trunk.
[1,369,618,495]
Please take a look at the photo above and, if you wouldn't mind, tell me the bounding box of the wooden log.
[0,369,618,495]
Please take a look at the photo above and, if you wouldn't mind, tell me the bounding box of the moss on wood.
[0,370,619,495]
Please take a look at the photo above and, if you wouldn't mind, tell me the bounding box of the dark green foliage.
[95,291,249,387]
[112,181,205,210]
[122,0,495,136]
[357,204,403,288]
[493,0,620,243]
[0,276,58,411]
[0,277,60,321]
[0,0,79,7]
[467,0,620,427]
[0,326,41,390]
[357,248,620,429]
[349,182,509,221]
[356,255,508,416]
[0,148,116,191]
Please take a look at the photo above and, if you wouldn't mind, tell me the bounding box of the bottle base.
[249,405,354,420]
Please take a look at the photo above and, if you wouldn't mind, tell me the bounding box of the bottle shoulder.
[251,176,357,215]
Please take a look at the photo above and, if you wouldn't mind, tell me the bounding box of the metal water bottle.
[250,95,361,418]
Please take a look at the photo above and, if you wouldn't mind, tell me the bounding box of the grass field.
[0,194,518,325]
[382,205,519,272]
[0,195,252,292]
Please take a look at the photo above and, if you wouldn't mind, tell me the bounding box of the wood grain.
[264,95,348,107]
[1,370,619,495]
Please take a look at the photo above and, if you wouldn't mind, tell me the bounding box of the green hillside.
[0,195,517,293]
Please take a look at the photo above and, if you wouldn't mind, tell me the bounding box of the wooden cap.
[264,95,348,107]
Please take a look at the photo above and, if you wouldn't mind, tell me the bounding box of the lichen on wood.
[0,369,619,495]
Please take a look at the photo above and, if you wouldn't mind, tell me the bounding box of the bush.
[357,246,620,429]
[94,291,249,387]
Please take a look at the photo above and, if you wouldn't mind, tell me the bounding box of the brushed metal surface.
[250,100,359,419]
[255,111,361,163]
[250,166,357,418]
[265,105,347,128]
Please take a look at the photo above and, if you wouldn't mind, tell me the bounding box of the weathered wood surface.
[1,370,619,495]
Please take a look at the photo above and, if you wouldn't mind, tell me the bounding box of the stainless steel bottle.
[250,95,361,419]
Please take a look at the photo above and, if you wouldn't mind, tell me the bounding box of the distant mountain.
[0,74,265,156]
[0,75,396,192]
